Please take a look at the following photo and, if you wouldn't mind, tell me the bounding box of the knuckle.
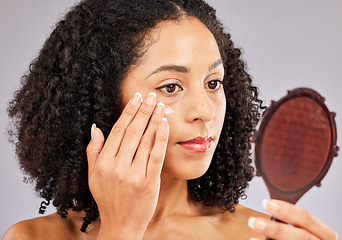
[156,131,168,142]
[139,106,152,116]
[96,161,126,182]
[302,209,315,227]
[96,161,109,176]
[130,177,143,190]
[140,137,154,150]
[149,115,161,126]
[124,105,137,117]
[150,151,164,164]
[144,184,154,194]
[300,230,316,240]
[125,125,140,138]
[269,221,283,237]
[86,143,92,155]
[112,168,126,182]
[111,123,126,136]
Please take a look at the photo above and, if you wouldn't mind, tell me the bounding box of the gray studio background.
[1,0,341,237]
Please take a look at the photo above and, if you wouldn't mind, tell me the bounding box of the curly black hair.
[8,0,264,232]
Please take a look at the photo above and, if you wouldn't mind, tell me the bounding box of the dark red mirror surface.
[253,88,338,204]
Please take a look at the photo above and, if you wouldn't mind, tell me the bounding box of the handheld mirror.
[253,88,338,205]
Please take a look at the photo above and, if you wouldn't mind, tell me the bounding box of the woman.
[4,0,337,239]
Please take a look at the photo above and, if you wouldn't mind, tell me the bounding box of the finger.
[100,92,142,158]
[86,124,105,177]
[263,199,338,240]
[248,217,320,240]
[146,117,169,180]
[132,102,165,174]
[116,92,157,165]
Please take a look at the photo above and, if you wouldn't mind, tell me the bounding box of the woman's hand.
[248,199,338,240]
[86,92,169,240]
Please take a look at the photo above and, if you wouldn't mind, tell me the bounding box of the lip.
[177,136,213,153]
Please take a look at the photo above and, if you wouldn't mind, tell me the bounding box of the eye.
[158,83,183,95]
[206,80,223,90]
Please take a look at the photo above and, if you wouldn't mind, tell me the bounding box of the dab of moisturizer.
[164,104,174,115]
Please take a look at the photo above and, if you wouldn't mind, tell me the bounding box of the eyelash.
[206,80,223,90]
[157,81,183,95]
[157,80,223,95]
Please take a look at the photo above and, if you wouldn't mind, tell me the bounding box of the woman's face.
[120,17,226,180]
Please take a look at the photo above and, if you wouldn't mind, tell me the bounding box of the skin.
[3,17,337,240]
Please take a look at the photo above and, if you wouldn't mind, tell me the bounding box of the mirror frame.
[253,88,339,203]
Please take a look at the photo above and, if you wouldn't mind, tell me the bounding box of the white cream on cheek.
[164,104,174,115]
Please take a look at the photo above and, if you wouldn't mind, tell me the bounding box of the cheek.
[211,94,226,139]
[214,92,226,122]
[219,99,226,124]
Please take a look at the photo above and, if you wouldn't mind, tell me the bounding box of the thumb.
[86,124,105,176]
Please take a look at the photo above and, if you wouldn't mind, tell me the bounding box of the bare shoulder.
[2,211,87,240]
[2,218,37,240]
[218,204,269,239]
[234,203,269,220]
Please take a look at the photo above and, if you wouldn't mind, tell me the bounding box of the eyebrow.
[209,59,223,71]
[146,58,223,79]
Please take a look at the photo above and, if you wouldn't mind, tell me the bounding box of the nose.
[185,90,214,123]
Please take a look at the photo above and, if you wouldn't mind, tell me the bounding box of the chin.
[162,152,213,180]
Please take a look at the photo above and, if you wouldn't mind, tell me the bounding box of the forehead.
[137,17,222,70]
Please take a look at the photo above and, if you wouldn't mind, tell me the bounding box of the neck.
[149,172,196,223]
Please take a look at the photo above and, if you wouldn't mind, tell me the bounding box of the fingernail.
[146,92,156,105]
[248,217,255,229]
[160,117,168,131]
[131,92,143,106]
[263,199,279,213]
[156,102,165,115]
[250,238,260,240]
[248,217,267,232]
[91,123,96,139]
